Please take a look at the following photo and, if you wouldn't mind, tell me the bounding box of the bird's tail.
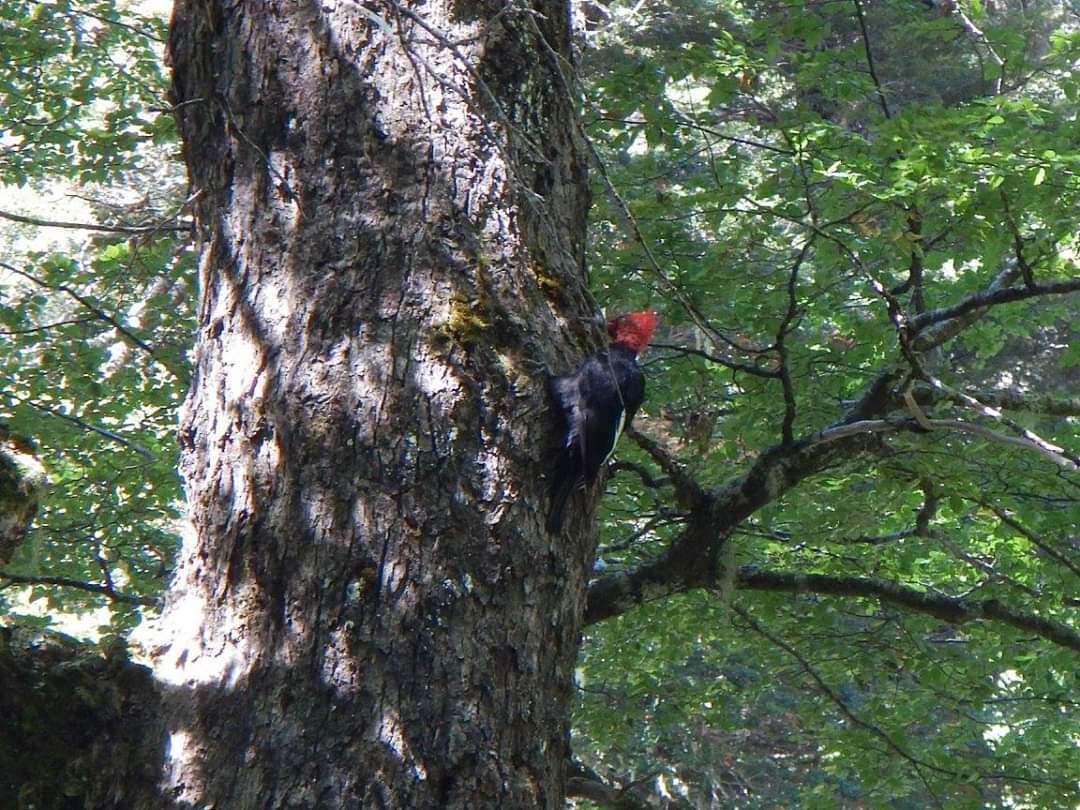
[546,472,575,533]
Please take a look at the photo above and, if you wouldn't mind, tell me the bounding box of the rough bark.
[157,1,590,808]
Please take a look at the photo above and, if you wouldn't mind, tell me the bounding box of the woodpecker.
[547,310,659,533]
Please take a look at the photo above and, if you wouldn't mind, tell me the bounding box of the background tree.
[0,0,189,629]
[0,0,1077,808]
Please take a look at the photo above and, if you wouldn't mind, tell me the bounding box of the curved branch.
[736,568,1080,653]
[810,415,1078,470]
[0,571,159,607]
[586,431,886,624]
[607,460,668,490]
[586,373,904,625]
[626,427,707,509]
[910,277,1080,349]
[915,375,1080,468]
[916,384,1080,418]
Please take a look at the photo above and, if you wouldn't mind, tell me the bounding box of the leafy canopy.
[0,0,190,632]
[577,0,1079,805]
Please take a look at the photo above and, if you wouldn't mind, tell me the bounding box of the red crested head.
[607,309,658,355]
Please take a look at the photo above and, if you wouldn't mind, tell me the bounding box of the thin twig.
[650,342,781,378]
[810,415,1078,470]
[978,502,1080,578]
[734,604,949,800]
[0,261,185,383]
[25,399,155,460]
[853,0,891,119]
[0,208,192,234]
[0,317,94,335]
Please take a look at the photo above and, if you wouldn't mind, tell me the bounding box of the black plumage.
[546,344,646,533]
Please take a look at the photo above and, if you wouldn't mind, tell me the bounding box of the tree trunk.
[158,1,591,807]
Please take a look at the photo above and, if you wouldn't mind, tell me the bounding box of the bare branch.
[591,115,794,156]
[0,571,159,607]
[810,415,1078,470]
[952,7,1006,92]
[736,569,1080,653]
[910,277,1080,349]
[651,342,781,379]
[0,208,191,235]
[917,374,1080,469]
[917,384,1080,418]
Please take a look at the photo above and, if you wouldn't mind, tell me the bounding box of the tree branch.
[809,415,1078,470]
[915,383,1080,417]
[978,502,1080,579]
[0,571,159,607]
[736,569,1080,652]
[24,399,155,460]
[775,241,811,444]
[853,0,892,119]
[586,372,904,625]
[0,261,187,384]
[586,431,887,624]
[625,427,708,510]
[650,342,781,379]
[914,375,1080,469]
[608,460,669,490]
[910,278,1080,348]
[566,760,661,810]
[0,208,191,235]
